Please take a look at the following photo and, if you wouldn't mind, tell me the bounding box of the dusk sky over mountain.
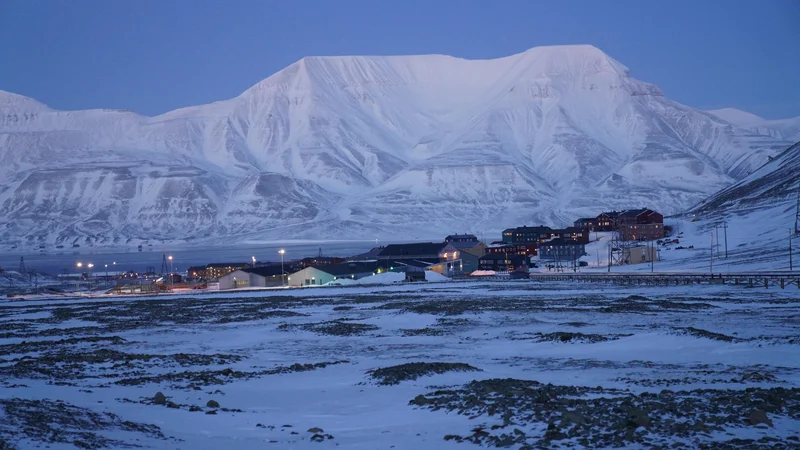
[0,0,798,119]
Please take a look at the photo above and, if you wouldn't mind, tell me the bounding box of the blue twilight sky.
[0,0,798,119]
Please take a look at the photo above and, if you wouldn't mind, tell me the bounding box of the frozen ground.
[1,281,799,449]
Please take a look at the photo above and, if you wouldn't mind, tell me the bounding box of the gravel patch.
[409,378,800,448]
[114,360,350,388]
[0,398,166,449]
[370,362,481,385]
[278,319,379,336]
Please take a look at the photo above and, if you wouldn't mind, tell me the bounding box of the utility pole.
[722,221,728,258]
[650,240,654,273]
[596,249,600,268]
[795,180,800,237]
[607,243,611,273]
[710,232,714,274]
[715,224,721,257]
[790,229,793,272]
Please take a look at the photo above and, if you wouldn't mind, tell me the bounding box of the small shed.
[404,266,426,282]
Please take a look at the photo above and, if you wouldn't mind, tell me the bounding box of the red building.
[617,209,665,241]
[595,211,622,231]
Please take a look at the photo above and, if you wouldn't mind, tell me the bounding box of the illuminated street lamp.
[251,256,256,266]
[76,262,83,293]
[279,249,286,286]
[168,256,174,290]
[87,263,94,291]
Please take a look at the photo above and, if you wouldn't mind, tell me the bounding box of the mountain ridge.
[0,45,794,249]
[707,107,800,142]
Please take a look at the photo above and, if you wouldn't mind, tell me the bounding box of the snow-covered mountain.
[707,108,800,143]
[0,45,794,249]
[689,141,799,217]
[672,141,800,271]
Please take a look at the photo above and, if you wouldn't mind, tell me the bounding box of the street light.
[279,249,286,286]
[251,256,256,266]
[168,256,174,290]
[87,263,94,291]
[104,264,108,288]
[76,262,83,293]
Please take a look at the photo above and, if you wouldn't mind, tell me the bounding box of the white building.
[218,265,286,290]
[288,261,382,287]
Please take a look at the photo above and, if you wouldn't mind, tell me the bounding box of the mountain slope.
[689,141,800,216]
[667,141,800,272]
[707,108,800,142]
[0,45,794,249]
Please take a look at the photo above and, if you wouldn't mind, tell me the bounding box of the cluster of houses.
[184,208,665,290]
[575,208,665,241]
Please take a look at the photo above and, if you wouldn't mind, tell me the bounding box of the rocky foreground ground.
[0,282,798,449]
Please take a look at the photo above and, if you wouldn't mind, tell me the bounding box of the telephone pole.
[715,224,721,257]
[790,229,794,272]
[795,180,800,237]
[650,240,654,273]
[709,232,714,274]
[722,221,728,258]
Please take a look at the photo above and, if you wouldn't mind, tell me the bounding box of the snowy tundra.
[1,281,798,449]
[1,44,797,250]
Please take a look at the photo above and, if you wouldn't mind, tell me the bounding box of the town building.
[446,234,487,256]
[218,265,286,290]
[478,253,528,272]
[502,226,552,244]
[298,256,345,268]
[457,251,481,274]
[187,266,207,279]
[617,209,665,241]
[444,234,487,272]
[445,233,479,244]
[538,239,586,261]
[377,242,458,266]
[551,227,590,244]
[205,262,251,280]
[486,243,538,257]
[573,218,597,231]
[287,260,383,287]
[425,260,461,277]
[621,245,657,265]
[595,212,621,232]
